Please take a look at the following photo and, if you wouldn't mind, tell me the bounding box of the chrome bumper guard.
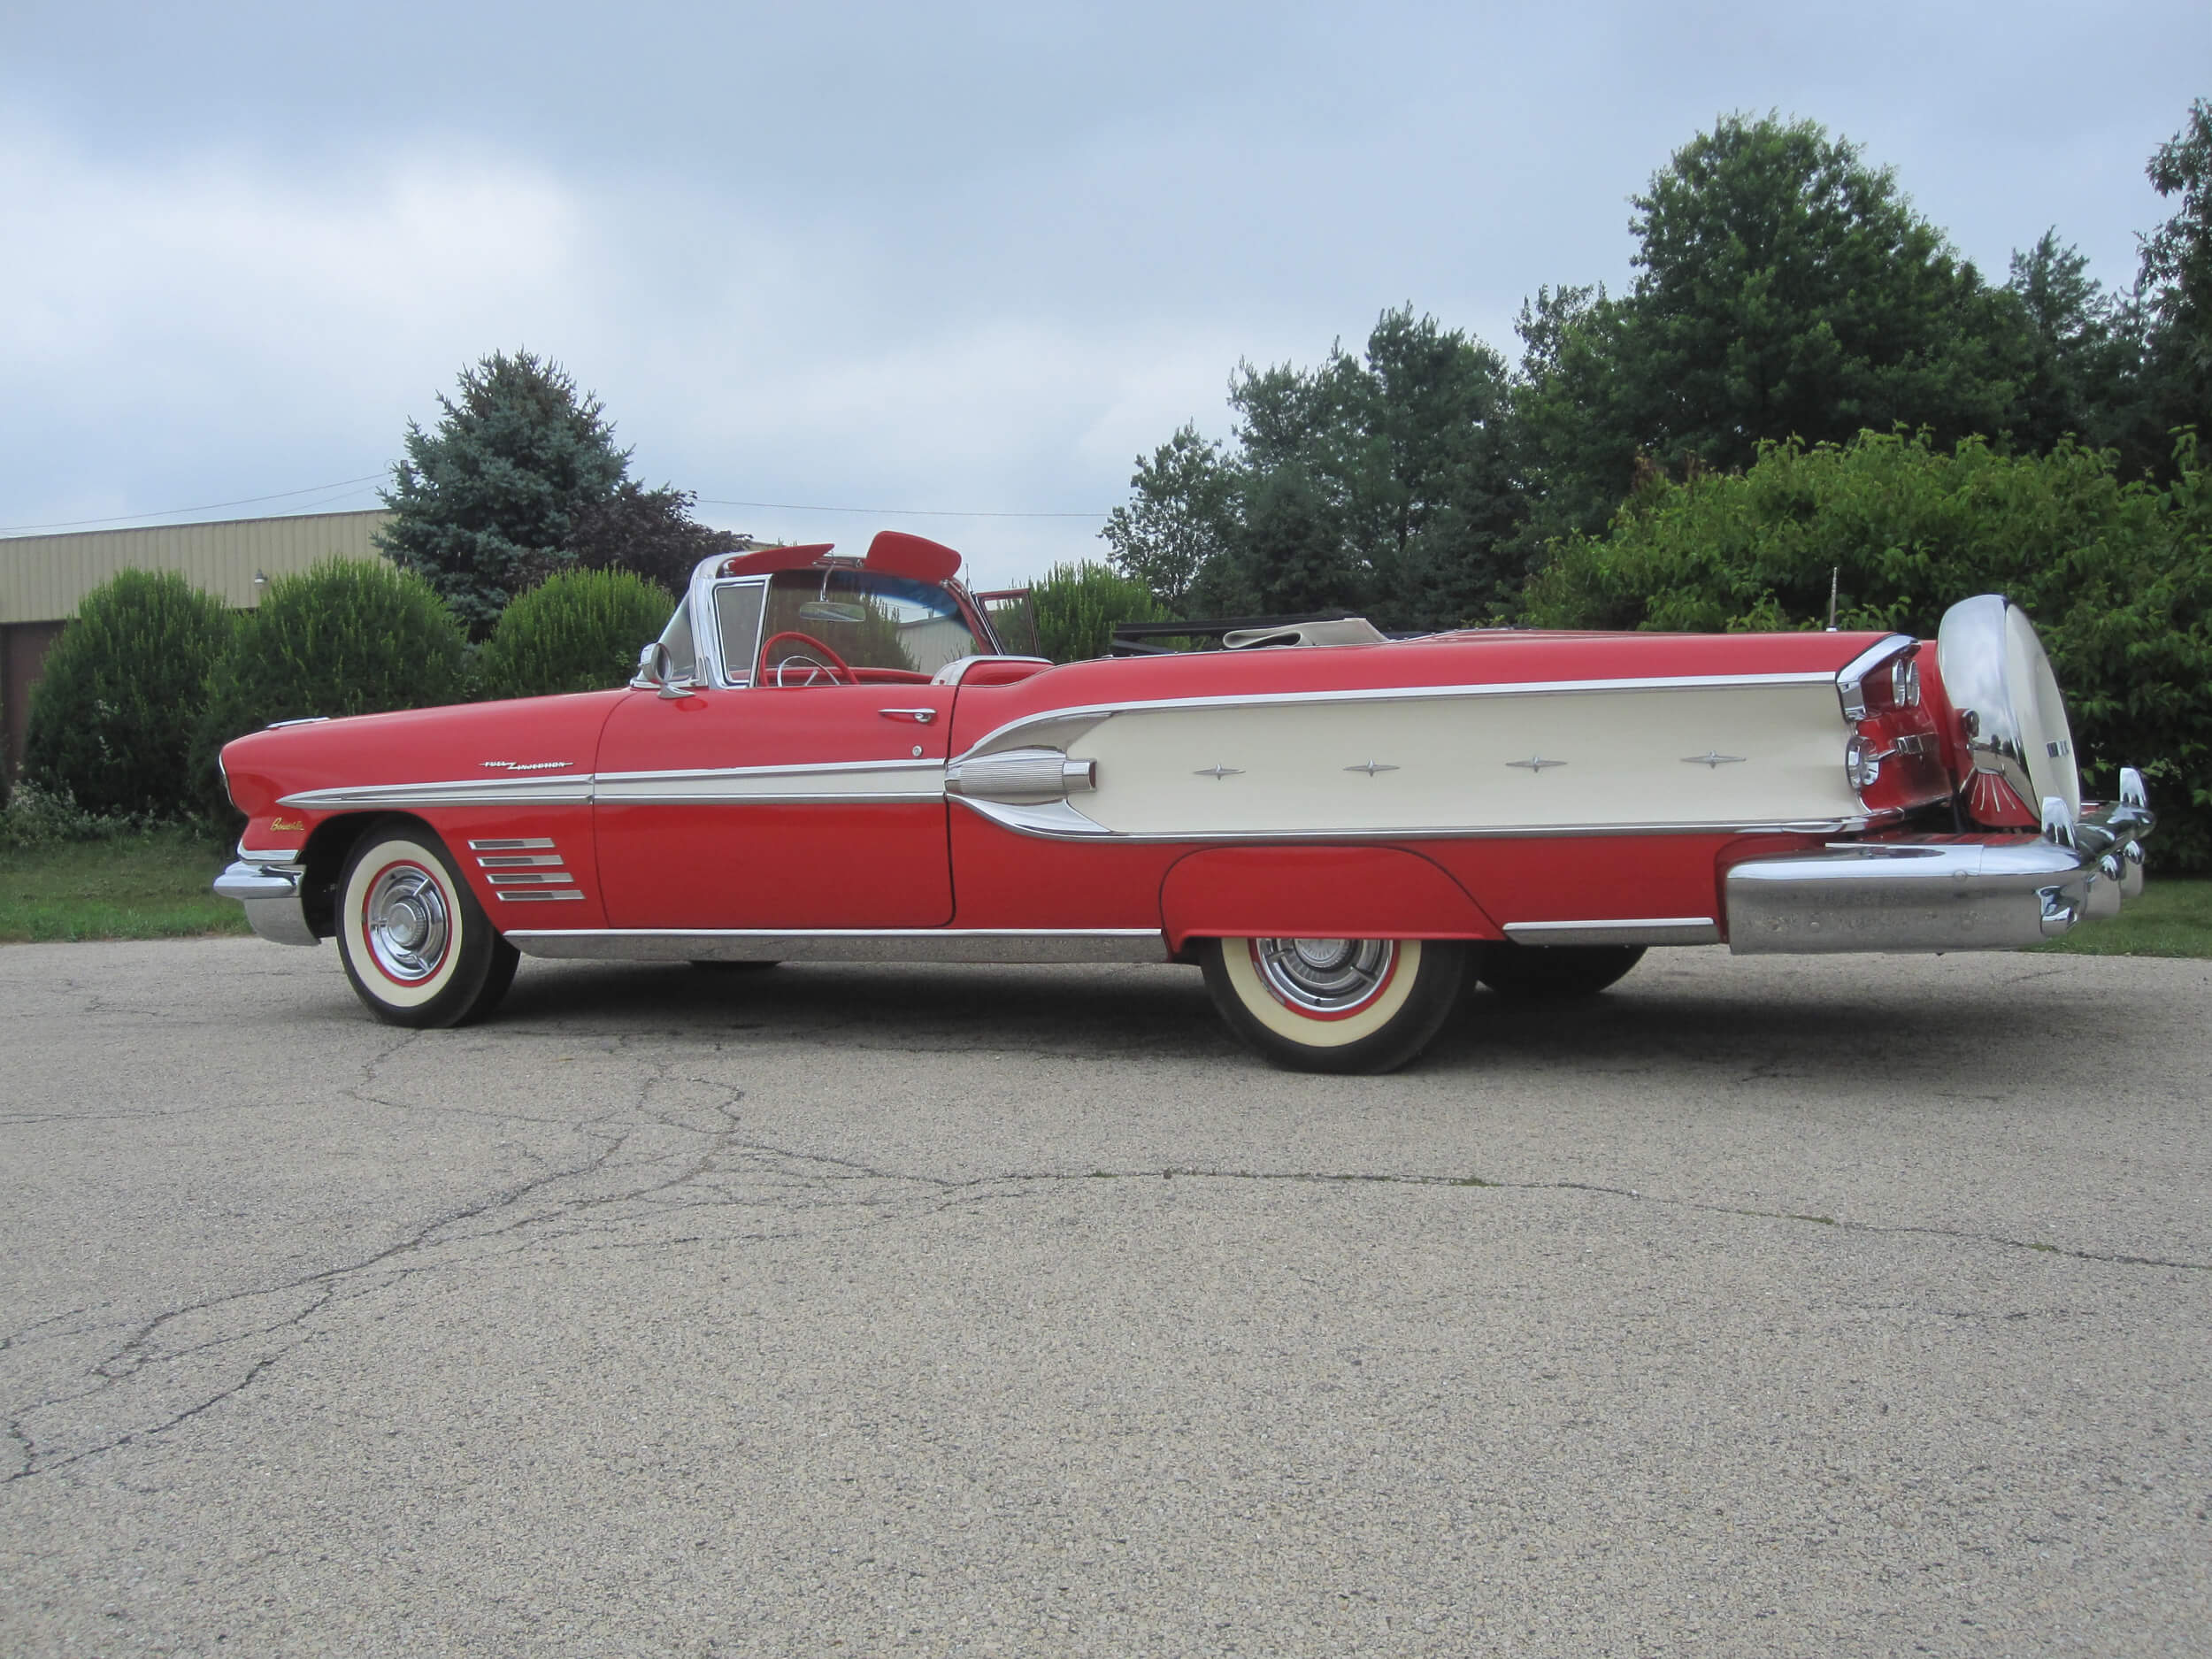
[1726,769,2154,954]
[213,859,320,948]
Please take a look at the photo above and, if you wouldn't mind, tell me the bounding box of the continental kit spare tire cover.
[1935,594,2080,821]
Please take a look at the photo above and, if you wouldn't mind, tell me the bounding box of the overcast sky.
[2,2,2204,587]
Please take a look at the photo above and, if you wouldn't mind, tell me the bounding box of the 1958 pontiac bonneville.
[214,531,2155,1072]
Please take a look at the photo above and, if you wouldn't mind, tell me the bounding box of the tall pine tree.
[376,350,632,638]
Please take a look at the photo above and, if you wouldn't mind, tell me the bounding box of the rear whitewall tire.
[1199,937,1469,1074]
[335,822,518,1029]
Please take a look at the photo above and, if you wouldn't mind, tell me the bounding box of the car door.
[592,578,955,930]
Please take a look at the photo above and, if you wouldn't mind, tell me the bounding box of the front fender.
[1157,845,1499,952]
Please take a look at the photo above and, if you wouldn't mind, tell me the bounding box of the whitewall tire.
[1199,936,1468,1074]
[335,822,518,1029]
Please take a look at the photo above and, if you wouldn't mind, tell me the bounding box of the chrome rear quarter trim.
[1504,918,1720,947]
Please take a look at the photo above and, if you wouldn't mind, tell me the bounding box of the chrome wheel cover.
[1251,938,1397,1014]
[364,862,451,983]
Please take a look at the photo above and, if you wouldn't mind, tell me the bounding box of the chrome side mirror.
[633,641,695,699]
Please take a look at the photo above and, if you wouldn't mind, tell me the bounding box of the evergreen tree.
[375,350,630,637]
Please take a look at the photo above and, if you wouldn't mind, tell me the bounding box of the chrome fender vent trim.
[944,748,1097,806]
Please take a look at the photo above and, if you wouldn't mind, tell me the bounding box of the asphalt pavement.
[2,938,2208,1657]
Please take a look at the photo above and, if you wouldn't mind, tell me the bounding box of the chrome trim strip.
[495,889,585,902]
[593,757,946,807]
[949,795,1869,843]
[279,777,591,810]
[956,672,1841,763]
[477,853,565,868]
[486,871,575,885]
[1504,918,1720,947]
[468,837,557,850]
[237,845,302,863]
[504,927,1169,964]
[954,798,1117,838]
[595,757,937,782]
[596,791,943,807]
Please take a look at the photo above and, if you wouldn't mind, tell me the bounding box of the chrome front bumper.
[1726,770,2154,954]
[213,859,320,948]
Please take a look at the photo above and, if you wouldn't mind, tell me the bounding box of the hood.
[219,689,634,820]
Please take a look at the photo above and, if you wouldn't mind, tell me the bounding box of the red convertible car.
[215,532,2154,1072]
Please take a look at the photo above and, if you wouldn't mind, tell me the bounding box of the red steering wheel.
[758,630,857,687]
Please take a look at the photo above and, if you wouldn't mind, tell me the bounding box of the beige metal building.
[0,509,392,783]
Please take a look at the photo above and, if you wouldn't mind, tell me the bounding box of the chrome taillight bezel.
[1845,733,1882,792]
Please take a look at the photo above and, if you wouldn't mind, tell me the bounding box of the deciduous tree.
[1518,116,2024,530]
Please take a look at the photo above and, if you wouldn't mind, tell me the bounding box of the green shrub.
[21,569,235,820]
[1522,430,2212,870]
[476,568,672,699]
[0,779,150,849]
[1027,562,1168,663]
[193,558,471,821]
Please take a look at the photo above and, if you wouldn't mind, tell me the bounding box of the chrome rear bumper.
[1725,771,2154,954]
[213,859,320,948]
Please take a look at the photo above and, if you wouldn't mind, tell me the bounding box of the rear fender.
[1158,846,1498,953]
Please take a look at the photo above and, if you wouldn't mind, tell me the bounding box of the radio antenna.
[1825,567,1839,632]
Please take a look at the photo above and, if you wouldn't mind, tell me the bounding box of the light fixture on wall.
[252,570,268,589]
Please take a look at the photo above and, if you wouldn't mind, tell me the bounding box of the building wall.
[0,509,393,785]
[2,621,66,787]
[0,509,392,625]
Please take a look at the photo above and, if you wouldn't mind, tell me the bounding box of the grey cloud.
[2,1,2205,582]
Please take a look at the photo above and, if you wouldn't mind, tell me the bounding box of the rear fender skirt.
[1156,845,1498,953]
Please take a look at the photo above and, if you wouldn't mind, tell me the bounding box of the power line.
[0,475,387,537]
[0,480,1108,538]
[697,497,1108,520]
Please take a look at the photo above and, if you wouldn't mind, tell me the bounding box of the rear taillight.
[1841,645,1947,814]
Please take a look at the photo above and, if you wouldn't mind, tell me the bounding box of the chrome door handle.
[879,707,937,724]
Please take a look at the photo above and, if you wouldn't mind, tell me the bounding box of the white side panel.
[1068,682,1862,836]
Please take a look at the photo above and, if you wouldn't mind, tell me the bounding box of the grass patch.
[2033,875,2212,959]
[0,826,249,943]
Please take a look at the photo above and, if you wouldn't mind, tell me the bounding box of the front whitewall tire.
[334,822,518,1029]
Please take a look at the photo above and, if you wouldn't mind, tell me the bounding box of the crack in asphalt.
[6,1011,2206,1485]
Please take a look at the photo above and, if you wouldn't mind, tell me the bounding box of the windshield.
[760,570,986,680]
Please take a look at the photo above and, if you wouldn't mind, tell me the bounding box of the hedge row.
[21,561,674,828]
